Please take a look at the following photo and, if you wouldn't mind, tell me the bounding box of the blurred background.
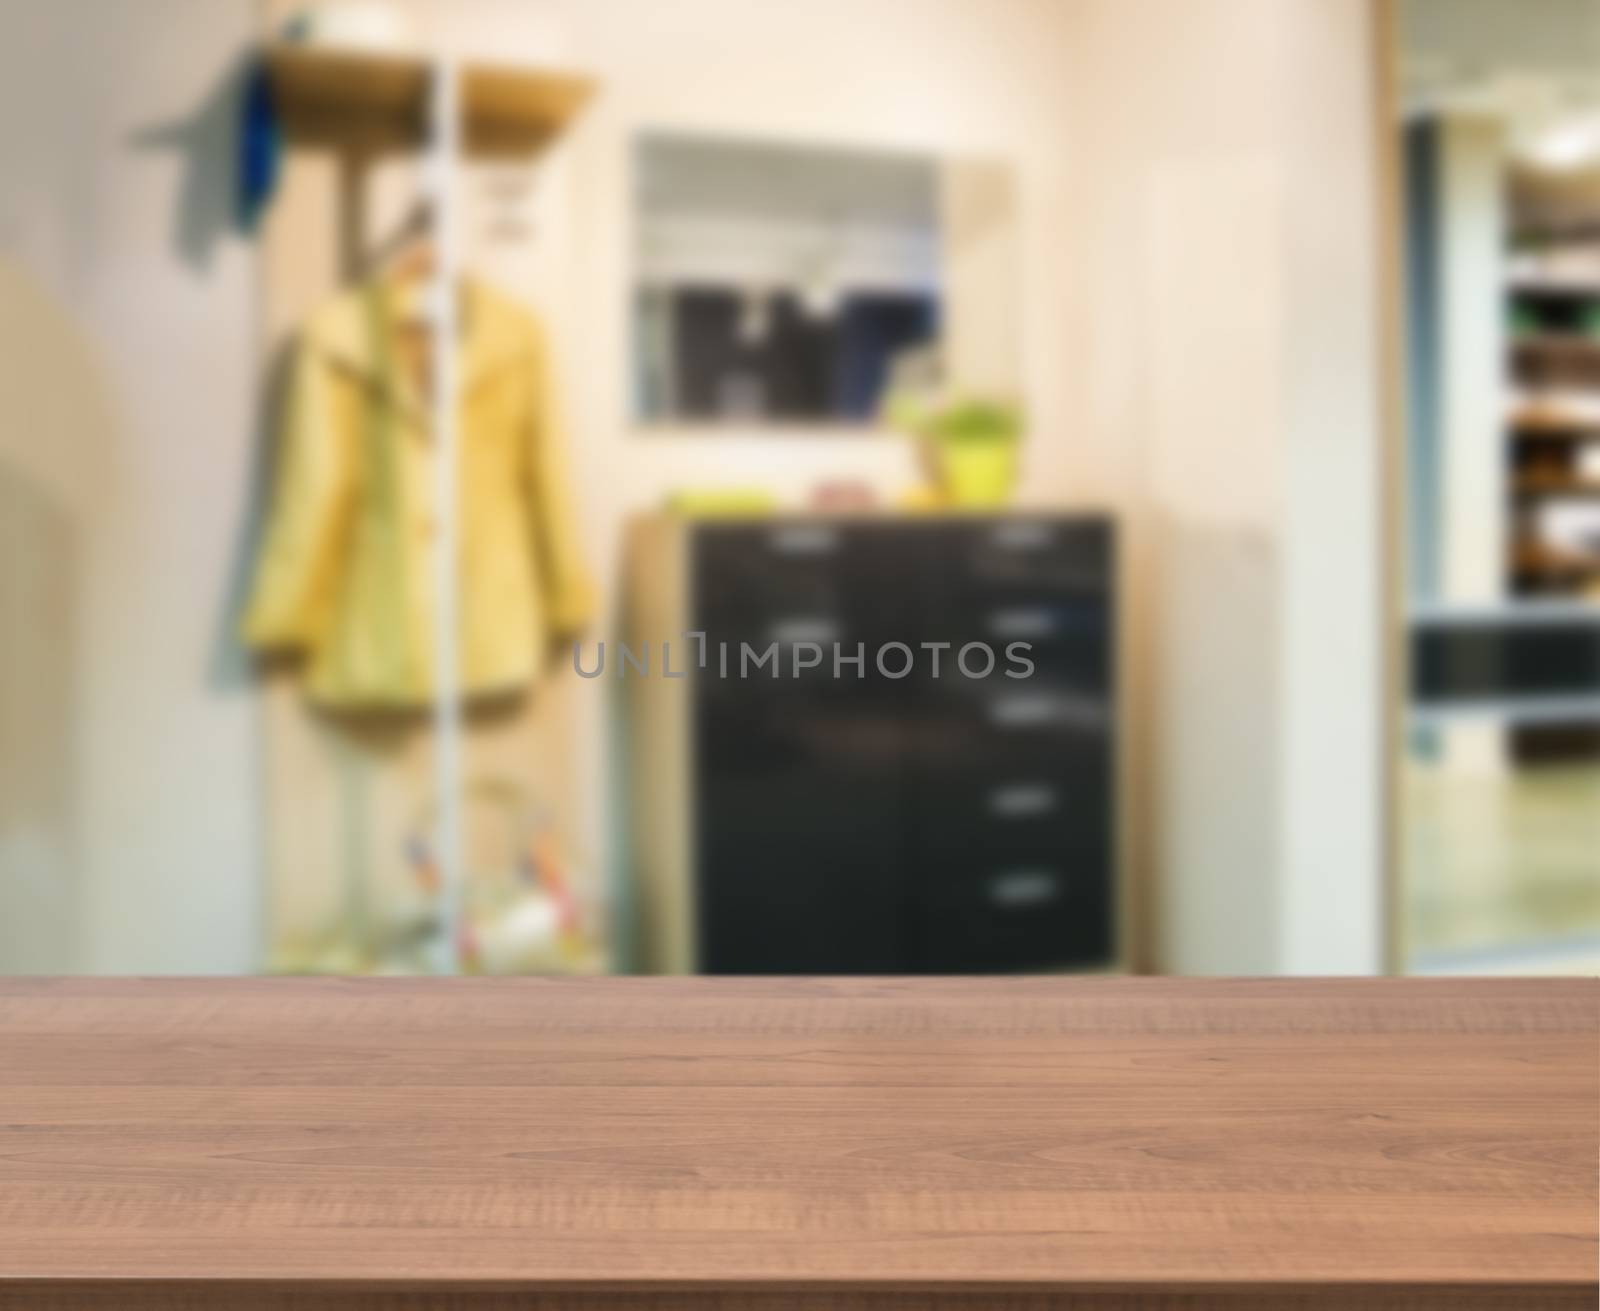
[0,0,1594,977]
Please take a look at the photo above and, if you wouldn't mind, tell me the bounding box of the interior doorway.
[1389,0,1600,974]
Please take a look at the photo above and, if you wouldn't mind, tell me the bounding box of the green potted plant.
[886,389,1024,509]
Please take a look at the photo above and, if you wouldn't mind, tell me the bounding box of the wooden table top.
[0,976,1594,1310]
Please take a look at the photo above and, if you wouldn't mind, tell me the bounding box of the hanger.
[368,197,434,279]
[365,198,439,329]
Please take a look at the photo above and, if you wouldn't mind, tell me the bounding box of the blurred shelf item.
[1509,406,1600,438]
[1514,473,1600,497]
[1508,274,1600,297]
[1410,694,1600,726]
[1409,597,1600,625]
[1510,333,1600,364]
[1507,383,1600,436]
[1511,537,1600,580]
[265,44,595,157]
[1409,602,1600,740]
[1501,192,1600,758]
[1506,237,1600,292]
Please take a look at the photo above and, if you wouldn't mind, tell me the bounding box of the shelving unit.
[1506,234,1600,594]
[1504,228,1600,763]
[262,42,595,973]
[265,45,595,157]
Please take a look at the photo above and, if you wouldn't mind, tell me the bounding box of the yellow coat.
[243,279,593,708]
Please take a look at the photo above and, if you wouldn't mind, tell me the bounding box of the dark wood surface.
[0,977,1594,1309]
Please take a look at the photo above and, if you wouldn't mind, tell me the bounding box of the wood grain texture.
[0,1290,1590,1311]
[0,977,1593,1310]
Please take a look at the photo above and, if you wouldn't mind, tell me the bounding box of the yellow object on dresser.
[242,278,593,708]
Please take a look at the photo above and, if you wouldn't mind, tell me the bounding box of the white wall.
[1061,0,1386,973]
[1435,117,1508,607]
[1431,116,1509,775]
[1278,0,1386,973]
[0,0,262,971]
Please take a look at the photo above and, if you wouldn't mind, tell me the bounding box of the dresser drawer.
[693,521,907,635]
[694,524,839,635]
[911,756,1112,872]
[907,678,1113,783]
[940,516,1113,603]
[916,860,1114,972]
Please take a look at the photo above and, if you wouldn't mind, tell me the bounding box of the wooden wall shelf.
[265,44,596,157]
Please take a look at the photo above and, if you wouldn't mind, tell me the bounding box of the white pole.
[428,57,464,975]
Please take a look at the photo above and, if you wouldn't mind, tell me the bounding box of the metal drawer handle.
[768,524,838,555]
[987,607,1057,639]
[990,522,1053,551]
[768,617,840,646]
[988,783,1058,817]
[988,693,1109,731]
[989,869,1061,907]
[988,693,1062,727]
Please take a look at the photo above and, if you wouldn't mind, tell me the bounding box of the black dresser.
[626,513,1118,974]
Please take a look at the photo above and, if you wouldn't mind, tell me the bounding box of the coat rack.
[265,43,595,973]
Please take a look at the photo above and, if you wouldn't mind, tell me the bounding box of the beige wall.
[1062,0,1386,972]
[0,269,98,970]
[0,0,262,972]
